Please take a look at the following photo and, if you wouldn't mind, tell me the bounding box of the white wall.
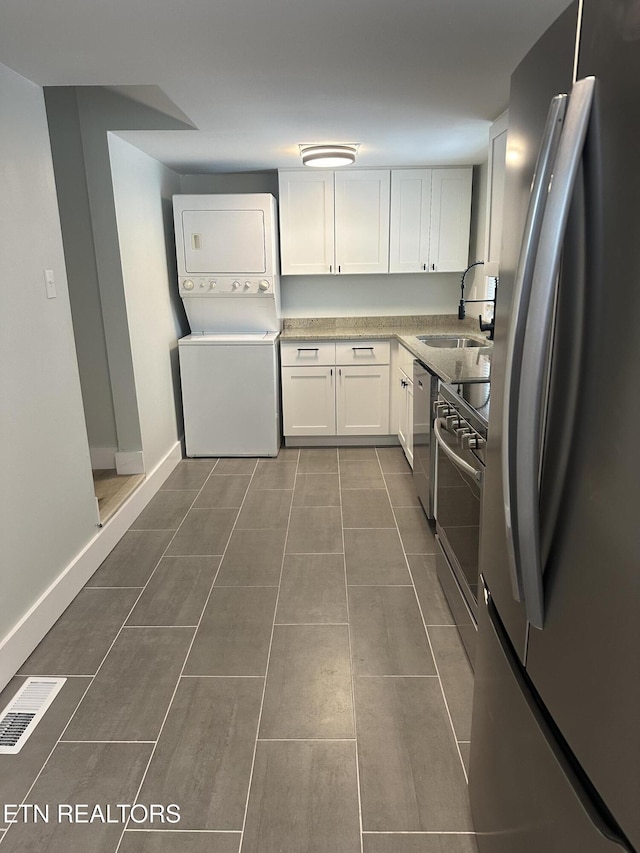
[0,63,98,640]
[280,272,461,317]
[109,134,188,472]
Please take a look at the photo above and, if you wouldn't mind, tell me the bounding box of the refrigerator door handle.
[502,93,568,603]
[515,76,596,630]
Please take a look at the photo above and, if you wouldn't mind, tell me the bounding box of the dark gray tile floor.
[1,447,476,852]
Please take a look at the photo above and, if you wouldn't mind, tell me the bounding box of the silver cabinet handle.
[515,76,595,630]
[502,93,568,605]
[433,418,482,482]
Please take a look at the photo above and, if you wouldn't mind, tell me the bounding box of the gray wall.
[45,88,118,455]
[0,63,98,641]
[45,86,192,463]
[109,134,188,471]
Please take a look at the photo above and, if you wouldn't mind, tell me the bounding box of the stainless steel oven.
[433,380,489,667]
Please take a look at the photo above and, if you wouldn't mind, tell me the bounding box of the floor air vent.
[0,677,66,754]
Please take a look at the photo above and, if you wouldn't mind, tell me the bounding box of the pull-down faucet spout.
[457,260,498,341]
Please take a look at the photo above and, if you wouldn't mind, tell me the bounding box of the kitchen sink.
[416,335,485,348]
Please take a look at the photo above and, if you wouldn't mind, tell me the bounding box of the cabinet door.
[429,168,473,272]
[278,171,335,275]
[282,366,336,436]
[389,170,432,273]
[336,365,390,435]
[334,170,390,274]
[484,111,509,275]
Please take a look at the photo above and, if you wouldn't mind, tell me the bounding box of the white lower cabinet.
[336,365,390,435]
[281,339,391,438]
[281,367,336,436]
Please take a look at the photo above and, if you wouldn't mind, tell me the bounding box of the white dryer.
[173,194,282,457]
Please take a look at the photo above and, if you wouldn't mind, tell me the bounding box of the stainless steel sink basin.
[416,335,485,348]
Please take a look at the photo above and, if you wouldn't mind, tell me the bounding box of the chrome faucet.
[457,260,498,341]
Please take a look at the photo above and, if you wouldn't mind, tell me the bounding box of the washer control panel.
[180,277,273,295]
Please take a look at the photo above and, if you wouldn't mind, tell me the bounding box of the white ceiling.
[0,0,572,173]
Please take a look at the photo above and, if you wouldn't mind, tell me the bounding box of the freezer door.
[524,4,640,847]
[470,588,628,853]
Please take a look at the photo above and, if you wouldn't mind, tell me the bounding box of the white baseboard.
[89,446,117,470]
[115,450,145,475]
[0,441,182,693]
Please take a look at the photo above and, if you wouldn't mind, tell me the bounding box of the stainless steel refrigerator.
[469,1,640,851]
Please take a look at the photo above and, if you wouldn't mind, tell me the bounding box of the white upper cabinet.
[278,169,390,275]
[278,171,335,275]
[484,111,509,276]
[389,167,473,273]
[278,166,472,275]
[334,170,390,274]
[428,168,473,272]
[389,169,433,273]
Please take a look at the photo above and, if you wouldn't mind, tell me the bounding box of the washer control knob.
[244,281,251,289]
[183,279,194,291]
[259,280,270,292]
[199,280,206,288]
[208,280,216,290]
[232,281,240,290]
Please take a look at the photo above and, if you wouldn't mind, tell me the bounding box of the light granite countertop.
[280,315,492,384]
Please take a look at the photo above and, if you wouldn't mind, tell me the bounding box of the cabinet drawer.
[280,341,336,366]
[335,340,390,365]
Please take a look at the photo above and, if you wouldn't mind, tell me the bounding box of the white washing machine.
[173,194,282,457]
[178,333,280,457]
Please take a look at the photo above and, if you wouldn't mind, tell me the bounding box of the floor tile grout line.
[124,829,242,834]
[337,446,365,853]
[363,830,478,835]
[113,456,265,853]
[257,737,357,742]
[238,448,300,852]
[355,674,439,679]
[377,449,471,786]
[180,674,264,679]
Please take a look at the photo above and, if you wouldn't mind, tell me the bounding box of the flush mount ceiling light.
[300,144,359,168]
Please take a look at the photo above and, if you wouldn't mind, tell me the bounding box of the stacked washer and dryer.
[173,194,281,457]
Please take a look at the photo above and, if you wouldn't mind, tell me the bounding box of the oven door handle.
[433,419,483,483]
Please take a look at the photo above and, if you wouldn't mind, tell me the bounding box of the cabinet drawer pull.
[352,346,374,351]
[297,347,319,352]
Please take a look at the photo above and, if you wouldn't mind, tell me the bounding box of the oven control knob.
[456,427,473,445]
[244,281,251,289]
[208,280,216,290]
[259,280,270,292]
[232,281,240,290]
[183,279,194,291]
[461,431,476,449]
[445,415,463,431]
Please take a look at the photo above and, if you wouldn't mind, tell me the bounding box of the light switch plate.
[44,269,56,299]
